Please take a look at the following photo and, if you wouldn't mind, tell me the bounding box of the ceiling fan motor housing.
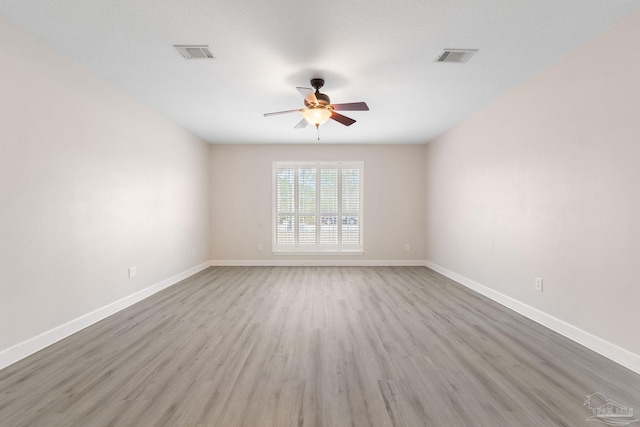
[315,92,331,106]
[303,91,331,107]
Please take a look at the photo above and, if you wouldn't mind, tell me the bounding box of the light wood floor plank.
[1,266,639,426]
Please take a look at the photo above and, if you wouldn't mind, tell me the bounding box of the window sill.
[272,249,364,256]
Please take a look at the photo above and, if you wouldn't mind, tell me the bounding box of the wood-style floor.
[1,266,638,426]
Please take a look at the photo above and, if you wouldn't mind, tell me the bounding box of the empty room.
[1,1,640,426]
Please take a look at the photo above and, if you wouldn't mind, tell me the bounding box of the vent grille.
[174,45,215,60]
[436,49,478,63]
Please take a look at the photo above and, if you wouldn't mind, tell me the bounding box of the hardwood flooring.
[1,266,638,426]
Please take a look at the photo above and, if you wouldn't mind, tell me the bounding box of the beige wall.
[210,144,426,263]
[425,12,640,357]
[0,17,211,354]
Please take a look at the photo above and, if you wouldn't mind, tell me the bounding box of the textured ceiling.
[1,1,639,144]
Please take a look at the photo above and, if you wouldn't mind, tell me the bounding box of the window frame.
[272,161,364,255]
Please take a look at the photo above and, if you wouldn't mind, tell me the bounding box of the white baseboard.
[425,260,640,375]
[7,260,637,376]
[209,259,428,267]
[0,261,211,371]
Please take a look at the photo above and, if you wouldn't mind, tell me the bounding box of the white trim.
[210,259,428,267]
[425,260,640,375]
[0,261,211,371]
[272,250,364,256]
[8,259,636,377]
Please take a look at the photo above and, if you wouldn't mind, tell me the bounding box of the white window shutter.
[273,161,363,254]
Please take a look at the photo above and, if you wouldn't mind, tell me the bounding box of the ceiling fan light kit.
[264,78,369,139]
[302,107,332,127]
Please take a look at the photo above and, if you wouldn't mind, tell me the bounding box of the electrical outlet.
[192,248,196,257]
[257,243,264,252]
[535,277,543,292]
[404,243,410,252]
[128,266,137,279]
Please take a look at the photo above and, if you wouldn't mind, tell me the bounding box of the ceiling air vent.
[436,49,478,63]
[174,45,215,60]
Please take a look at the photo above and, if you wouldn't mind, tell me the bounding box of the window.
[273,161,363,254]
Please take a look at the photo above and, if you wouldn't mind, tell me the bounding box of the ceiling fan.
[263,78,369,134]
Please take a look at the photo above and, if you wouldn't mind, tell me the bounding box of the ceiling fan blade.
[331,112,356,126]
[331,102,369,111]
[297,87,318,105]
[294,118,308,129]
[263,109,302,117]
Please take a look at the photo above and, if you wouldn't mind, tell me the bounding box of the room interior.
[1,1,640,425]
